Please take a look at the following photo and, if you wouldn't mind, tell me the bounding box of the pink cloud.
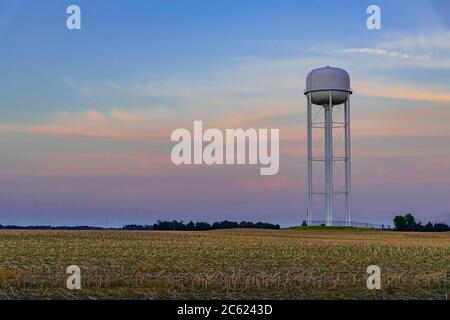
[235,176,299,192]
[0,109,177,141]
[356,81,450,103]
[0,152,170,178]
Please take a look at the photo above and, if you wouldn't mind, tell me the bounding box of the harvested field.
[0,229,448,299]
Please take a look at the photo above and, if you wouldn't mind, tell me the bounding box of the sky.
[0,0,449,227]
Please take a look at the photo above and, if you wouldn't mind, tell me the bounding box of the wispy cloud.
[0,109,175,141]
[380,31,450,51]
[62,77,96,97]
[235,176,299,192]
[1,152,170,178]
[356,81,450,103]
[336,48,430,61]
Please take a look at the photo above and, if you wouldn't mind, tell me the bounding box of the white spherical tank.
[305,66,352,105]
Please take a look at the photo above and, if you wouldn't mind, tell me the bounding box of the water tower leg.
[345,95,352,227]
[325,91,333,226]
[307,93,313,226]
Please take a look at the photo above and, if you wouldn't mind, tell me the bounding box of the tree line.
[393,214,450,232]
[0,220,280,231]
[0,225,105,231]
[123,220,281,231]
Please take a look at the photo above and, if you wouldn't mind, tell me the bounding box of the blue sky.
[0,0,448,119]
[0,0,449,226]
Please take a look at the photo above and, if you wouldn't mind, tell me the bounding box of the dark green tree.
[393,215,407,231]
[404,214,416,231]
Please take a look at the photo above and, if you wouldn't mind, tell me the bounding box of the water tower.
[304,66,352,226]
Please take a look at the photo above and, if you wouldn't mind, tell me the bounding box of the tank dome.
[305,66,352,105]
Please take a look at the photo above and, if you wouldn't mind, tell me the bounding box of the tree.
[404,214,416,231]
[424,222,434,232]
[195,222,211,231]
[393,214,450,232]
[393,215,407,231]
[186,221,195,231]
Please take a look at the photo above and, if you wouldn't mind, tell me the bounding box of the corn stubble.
[0,229,448,299]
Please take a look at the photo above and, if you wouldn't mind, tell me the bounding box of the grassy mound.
[287,226,374,231]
